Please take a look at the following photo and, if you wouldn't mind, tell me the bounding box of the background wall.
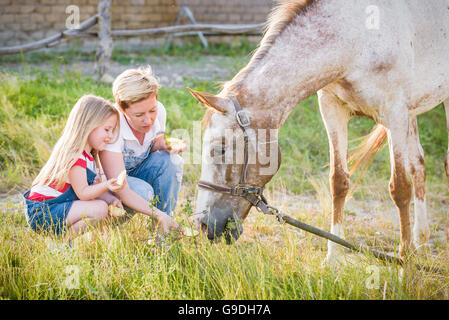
[0,0,275,48]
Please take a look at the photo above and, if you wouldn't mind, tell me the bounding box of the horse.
[188,0,449,265]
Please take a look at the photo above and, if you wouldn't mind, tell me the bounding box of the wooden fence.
[0,0,266,80]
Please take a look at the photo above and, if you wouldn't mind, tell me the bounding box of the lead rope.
[245,193,445,274]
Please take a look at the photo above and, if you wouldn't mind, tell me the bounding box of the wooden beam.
[0,21,265,56]
[112,23,266,37]
[0,15,98,55]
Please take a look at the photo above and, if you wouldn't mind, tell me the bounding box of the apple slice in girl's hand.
[108,205,127,217]
[117,169,126,186]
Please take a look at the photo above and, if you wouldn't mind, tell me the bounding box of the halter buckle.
[236,110,251,128]
[231,185,247,196]
[231,185,263,197]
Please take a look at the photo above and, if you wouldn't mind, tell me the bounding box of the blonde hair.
[112,65,160,110]
[33,95,119,190]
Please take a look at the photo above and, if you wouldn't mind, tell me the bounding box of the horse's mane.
[202,0,314,128]
[224,0,313,95]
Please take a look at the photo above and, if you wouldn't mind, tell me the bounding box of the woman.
[99,66,185,233]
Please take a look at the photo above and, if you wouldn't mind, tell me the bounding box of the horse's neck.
[231,1,347,128]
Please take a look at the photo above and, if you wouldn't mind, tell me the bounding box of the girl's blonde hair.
[33,95,119,189]
[112,65,160,110]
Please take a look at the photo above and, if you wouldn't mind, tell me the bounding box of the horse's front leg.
[318,90,351,267]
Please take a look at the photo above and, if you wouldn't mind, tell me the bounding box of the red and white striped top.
[27,151,97,201]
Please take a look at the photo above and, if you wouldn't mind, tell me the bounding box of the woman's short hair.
[112,65,160,110]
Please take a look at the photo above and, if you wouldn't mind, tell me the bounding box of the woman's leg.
[110,176,155,226]
[129,151,183,216]
[65,200,109,237]
[127,176,154,203]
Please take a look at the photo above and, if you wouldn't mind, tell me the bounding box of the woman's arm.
[68,165,124,201]
[99,150,179,231]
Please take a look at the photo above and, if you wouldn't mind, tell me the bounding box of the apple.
[108,205,126,217]
[117,169,126,186]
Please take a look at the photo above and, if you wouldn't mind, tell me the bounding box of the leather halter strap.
[230,95,250,185]
[197,95,265,202]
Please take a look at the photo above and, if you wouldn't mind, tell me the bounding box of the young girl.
[24,94,126,238]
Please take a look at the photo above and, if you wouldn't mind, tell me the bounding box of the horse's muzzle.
[199,208,243,244]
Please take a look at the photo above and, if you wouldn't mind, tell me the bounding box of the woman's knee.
[127,176,154,201]
[159,153,184,183]
[169,154,184,183]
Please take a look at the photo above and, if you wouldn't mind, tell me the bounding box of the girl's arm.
[69,165,124,201]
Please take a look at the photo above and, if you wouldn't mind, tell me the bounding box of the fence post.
[95,0,113,82]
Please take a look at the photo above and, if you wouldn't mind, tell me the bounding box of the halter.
[197,96,274,214]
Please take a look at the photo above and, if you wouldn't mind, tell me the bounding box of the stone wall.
[0,0,275,48]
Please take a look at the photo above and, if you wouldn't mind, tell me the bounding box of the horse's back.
[325,0,449,118]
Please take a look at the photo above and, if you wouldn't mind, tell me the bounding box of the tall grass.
[1,200,448,299]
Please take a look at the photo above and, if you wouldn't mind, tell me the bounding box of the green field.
[1,43,448,299]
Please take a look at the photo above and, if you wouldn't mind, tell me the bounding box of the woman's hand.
[151,136,171,153]
[167,138,188,154]
[151,136,187,154]
[155,212,181,234]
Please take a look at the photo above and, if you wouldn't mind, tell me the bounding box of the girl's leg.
[65,200,109,238]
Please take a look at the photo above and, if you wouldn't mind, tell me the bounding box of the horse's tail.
[347,124,388,196]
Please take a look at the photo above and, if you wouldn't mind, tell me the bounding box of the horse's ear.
[187,88,227,114]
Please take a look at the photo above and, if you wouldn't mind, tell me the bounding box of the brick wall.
[0,0,275,48]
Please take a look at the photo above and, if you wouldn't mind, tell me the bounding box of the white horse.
[189,0,449,264]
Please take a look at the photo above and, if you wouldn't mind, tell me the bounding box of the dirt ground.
[0,54,240,88]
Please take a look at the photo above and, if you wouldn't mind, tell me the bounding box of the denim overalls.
[122,140,183,216]
[24,167,97,236]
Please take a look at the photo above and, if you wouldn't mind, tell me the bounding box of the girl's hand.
[106,178,126,193]
[108,196,123,209]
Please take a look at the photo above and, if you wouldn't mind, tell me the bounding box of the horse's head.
[188,88,281,243]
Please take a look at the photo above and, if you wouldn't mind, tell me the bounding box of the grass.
[1,199,448,299]
[0,38,257,66]
[1,43,449,299]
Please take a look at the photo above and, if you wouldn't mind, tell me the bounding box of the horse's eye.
[211,145,226,157]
